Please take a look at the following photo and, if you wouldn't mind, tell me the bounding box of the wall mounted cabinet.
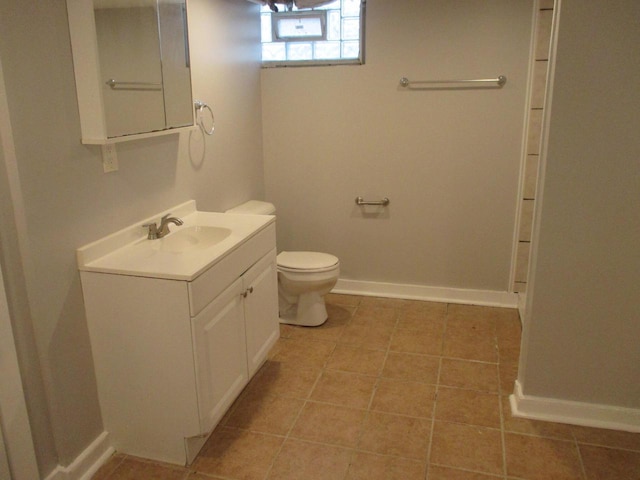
[66,0,195,144]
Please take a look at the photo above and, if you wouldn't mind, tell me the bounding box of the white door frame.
[0,264,40,479]
[0,50,40,480]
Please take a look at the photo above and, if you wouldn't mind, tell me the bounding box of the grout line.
[423,303,449,480]
[571,427,589,480]
[342,297,366,480]
[429,462,505,478]
[497,369,509,479]
[494,315,509,479]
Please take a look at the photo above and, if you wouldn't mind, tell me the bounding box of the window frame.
[271,11,328,42]
[260,0,366,68]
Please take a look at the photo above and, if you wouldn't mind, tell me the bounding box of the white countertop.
[77,201,275,281]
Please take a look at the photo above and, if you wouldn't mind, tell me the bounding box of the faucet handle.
[142,222,159,240]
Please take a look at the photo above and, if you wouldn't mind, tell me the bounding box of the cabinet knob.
[242,287,254,298]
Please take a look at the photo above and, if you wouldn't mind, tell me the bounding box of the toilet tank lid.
[277,251,339,270]
[225,200,276,215]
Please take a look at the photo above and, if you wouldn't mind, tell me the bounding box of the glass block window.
[261,0,365,66]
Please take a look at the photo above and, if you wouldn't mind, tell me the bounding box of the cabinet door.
[243,249,280,376]
[192,278,248,433]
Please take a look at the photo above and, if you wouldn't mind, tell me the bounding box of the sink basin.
[149,226,232,253]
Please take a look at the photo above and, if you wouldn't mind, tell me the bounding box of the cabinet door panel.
[243,249,280,376]
[192,278,248,433]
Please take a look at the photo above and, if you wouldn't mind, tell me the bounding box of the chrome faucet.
[142,213,183,240]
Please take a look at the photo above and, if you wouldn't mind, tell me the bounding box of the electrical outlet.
[101,144,119,173]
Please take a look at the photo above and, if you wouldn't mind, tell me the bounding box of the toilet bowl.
[225,201,340,327]
[277,251,340,327]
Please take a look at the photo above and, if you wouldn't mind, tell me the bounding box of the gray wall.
[0,0,263,475]
[519,0,640,408]
[262,0,534,292]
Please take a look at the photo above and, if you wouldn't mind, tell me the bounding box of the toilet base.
[279,290,328,327]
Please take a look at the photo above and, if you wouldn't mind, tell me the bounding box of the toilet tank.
[225,200,276,215]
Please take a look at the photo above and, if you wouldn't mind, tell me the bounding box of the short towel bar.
[355,196,390,206]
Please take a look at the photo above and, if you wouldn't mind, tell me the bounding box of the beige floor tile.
[186,473,223,480]
[495,314,521,341]
[339,322,394,350]
[193,427,283,480]
[435,387,500,428]
[580,444,640,480]
[359,296,409,309]
[390,328,443,356]
[442,331,498,363]
[351,305,398,329]
[381,351,440,384]
[490,306,521,324]
[91,454,126,480]
[504,432,583,480]
[278,323,297,339]
[246,360,321,399]
[572,424,640,451]
[267,439,352,480]
[500,396,574,440]
[439,358,499,393]
[498,363,518,396]
[271,338,335,368]
[427,465,503,479]
[497,333,521,366]
[445,315,496,337]
[225,390,305,435]
[325,293,362,306]
[326,344,387,376]
[358,411,431,460]
[311,370,377,408]
[370,378,436,418]
[346,451,426,479]
[290,402,367,447]
[430,421,503,475]
[447,304,502,325]
[104,457,189,480]
[96,295,640,480]
[400,299,448,316]
[396,308,447,331]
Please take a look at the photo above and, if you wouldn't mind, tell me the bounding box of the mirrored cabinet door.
[68,0,195,144]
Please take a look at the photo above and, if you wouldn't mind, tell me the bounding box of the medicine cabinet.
[67,0,195,144]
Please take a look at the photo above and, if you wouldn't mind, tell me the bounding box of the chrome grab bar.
[355,196,390,206]
[399,75,507,88]
[106,79,162,89]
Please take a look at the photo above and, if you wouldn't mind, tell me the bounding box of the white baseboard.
[333,278,518,309]
[44,432,114,480]
[510,380,640,433]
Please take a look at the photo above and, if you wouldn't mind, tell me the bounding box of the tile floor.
[93,294,640,480]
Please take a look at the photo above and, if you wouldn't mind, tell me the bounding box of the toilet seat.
[277,251,339,273]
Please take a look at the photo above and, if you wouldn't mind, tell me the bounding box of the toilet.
[225,201,340,327]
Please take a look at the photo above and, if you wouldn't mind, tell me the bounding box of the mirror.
[67,0,194,143]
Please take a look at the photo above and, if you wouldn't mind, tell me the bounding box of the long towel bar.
[399,75,507,88]
[106,79,162,89]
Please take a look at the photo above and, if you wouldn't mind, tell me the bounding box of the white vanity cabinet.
[79,216,279,466]
[191,250,279,436]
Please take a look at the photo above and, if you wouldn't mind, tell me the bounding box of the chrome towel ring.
[194,100,215,136]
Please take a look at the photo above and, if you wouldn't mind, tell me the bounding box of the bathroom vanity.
[77,201,279,465]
